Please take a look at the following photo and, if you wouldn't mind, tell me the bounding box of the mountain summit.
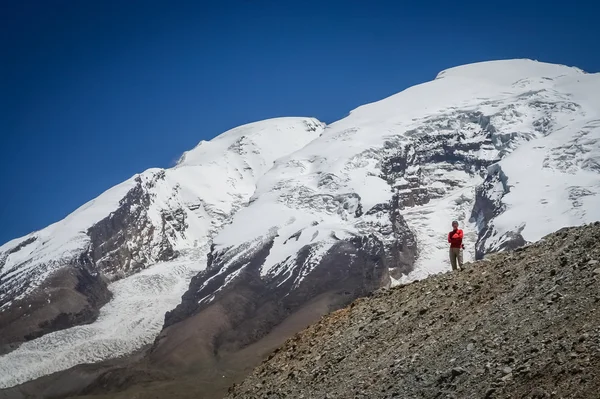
[1,59,599,396]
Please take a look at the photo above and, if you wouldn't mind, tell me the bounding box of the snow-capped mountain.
[153,59,600,370]
[0,118,324,368]
[1,59,599,392]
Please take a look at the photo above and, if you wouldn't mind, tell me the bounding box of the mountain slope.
[0,117,324,385]
[228,222,600,399]
[1,59,600,396]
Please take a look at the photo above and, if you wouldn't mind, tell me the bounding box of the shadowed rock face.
[153,232,398,371]
[470,164,526,260]
[86,174,182,279]
[364,201,417,280]
[380,111,500,211]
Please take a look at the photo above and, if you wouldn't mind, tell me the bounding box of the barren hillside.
[228,222,600,399]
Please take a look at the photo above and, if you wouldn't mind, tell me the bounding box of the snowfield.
[1,59,599,388]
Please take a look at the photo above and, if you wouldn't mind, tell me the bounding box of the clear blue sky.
[1,0,599,244]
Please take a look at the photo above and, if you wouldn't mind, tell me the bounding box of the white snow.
[346,173,391,211]
[492,125,600,243]
[434,59,585,83]
[481,71,600,249]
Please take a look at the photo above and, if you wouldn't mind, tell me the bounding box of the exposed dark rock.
[158,231,394,364]
[469,163,525,260]
[5,237,38,256]
[386,206,418,277]
[87,173,181,279]
[380,111,500,212]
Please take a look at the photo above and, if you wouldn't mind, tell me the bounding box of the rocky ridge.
[228,222,600,399]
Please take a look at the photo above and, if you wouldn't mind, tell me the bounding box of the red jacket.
[448,229,463,248]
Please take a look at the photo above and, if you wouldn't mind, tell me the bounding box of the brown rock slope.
[228,222,600,399]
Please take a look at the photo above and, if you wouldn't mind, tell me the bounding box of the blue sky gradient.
[1,0,599,243]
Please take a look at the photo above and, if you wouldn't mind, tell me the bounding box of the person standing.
[448,220,464,271]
